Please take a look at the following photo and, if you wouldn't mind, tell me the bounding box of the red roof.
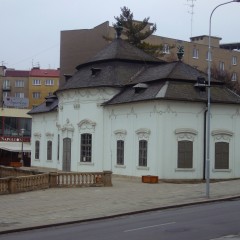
[5,70,30,77]
[30,68,60,77]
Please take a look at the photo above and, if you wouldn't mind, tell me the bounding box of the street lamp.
[20,128,25,166]
[206,0,240,198]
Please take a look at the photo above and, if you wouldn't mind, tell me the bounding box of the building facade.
[30,33,240,180]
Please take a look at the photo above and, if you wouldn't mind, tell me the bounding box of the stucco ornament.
[61,118,74,132]
[211,129,233,142]
[114,129,127,140]
[136,128,151,140]
[78,119,96,132]
[175,128,198,141]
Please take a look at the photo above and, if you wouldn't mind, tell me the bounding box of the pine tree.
[112,6,164,57]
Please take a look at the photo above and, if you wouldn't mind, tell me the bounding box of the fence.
[0,166,112,195]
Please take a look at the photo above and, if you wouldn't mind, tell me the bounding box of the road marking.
[124,222,176,233]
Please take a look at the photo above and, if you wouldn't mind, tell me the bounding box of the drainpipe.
[203,106,208,180]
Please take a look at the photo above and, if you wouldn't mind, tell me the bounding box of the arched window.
[35,141,40,160]
[47,140,52,160]
[117,140,124,165]
[139,140,148,167]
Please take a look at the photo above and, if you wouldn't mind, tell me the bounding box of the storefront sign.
[0,136,30,142]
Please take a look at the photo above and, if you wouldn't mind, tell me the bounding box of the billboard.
[3,97,29,108]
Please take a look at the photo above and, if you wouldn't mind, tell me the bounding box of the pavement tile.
[0,175,240,233]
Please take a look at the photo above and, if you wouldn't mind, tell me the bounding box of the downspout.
[203,105,208,180]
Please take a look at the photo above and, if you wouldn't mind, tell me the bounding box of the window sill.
[34,159,40,162]
[192,57,199,59]
[175,168,195,172]
[47,160,53,162]
[78,162,94,166]
[212,169,232,172]
[137,166,149,171]
[114,164,126,169]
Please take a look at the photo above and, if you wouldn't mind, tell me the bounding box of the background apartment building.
[60,21,240,86]
[0,66,59,166]
[0,66,60,109]
[29,67,60,108]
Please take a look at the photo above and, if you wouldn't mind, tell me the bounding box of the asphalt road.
[1,199,240,240]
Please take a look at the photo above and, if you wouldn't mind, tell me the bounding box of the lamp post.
[206,0,240,198]
[20,128,25,166]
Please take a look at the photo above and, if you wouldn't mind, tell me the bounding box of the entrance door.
[62,138,71,171]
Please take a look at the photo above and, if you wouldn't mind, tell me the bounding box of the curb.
[1,194,240,235]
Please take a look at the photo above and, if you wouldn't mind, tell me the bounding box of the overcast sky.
[1,0,240,70]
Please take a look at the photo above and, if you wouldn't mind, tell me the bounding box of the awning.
[0,142,31,152]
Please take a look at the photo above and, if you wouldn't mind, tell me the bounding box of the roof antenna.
[186,0,196,37]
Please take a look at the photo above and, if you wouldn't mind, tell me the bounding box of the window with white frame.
[177,141,193,168]
[193,48,199,59]
[219,61,225,71]
[35,140,40,159]
[136,128,151,168]
[3,79,10,89]
[47,140,52,160]
[45,79,54,86]
[163,43,170,54]
[32,79,41,85]
[80,133,92,162]
[232,56,237,65]
[15,92,24,98]
[139,140,148,167]
[114,129,127,166]
[215,142,229,169]
[231,72,237,81]
[15,80,24,87]
[117,140,124,165]
[32,92,41,99]
[212,130,233,171]
[175,128,198,170]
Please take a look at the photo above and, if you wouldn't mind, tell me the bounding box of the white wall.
[31,88,240,180]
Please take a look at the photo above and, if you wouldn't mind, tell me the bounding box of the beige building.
[0,66,60,109]
[60,21,240,86]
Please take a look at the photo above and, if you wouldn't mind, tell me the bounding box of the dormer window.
[91,68,101,76]
[133,83,148,93]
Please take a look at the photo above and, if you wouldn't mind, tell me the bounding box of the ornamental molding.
[45,132,54,138]
[211,129,233,142]
[135,128,151,140]
[61,118,74,132]
[114,129,127,140]
[73,102,80,109]
[175,128,198,141]
[33,132,41,138]
[127,107,137,118]
[78,119,96,131]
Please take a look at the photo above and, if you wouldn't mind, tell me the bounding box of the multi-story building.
[60,21,240,86]
[0,66,59,166]
[29,67,60,108]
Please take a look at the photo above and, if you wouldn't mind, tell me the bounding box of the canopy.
[0,142,31,152]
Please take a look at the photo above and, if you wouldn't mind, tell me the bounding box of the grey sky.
[1,0,240,70]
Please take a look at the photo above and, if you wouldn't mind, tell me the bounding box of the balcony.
[2,85,11,91]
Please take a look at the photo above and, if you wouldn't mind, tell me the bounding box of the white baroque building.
[29,32,240,180]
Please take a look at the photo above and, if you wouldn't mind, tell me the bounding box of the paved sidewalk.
[0,175,240,233]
